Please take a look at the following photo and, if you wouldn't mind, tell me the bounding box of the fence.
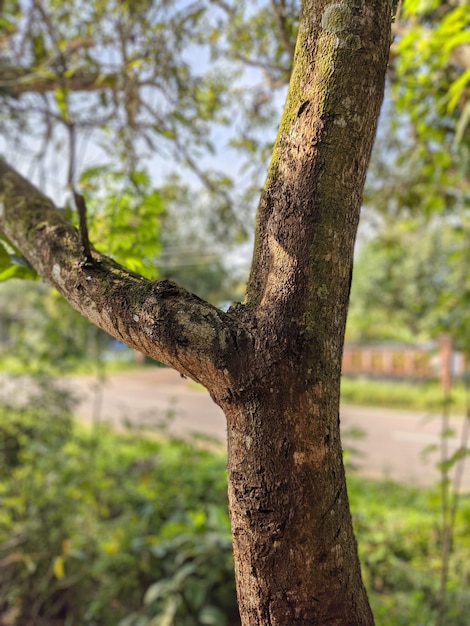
[342,336,465,389]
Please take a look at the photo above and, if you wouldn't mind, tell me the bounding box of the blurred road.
[67,368,470,490]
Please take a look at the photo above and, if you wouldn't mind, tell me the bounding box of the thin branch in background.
[235,51,287,74]
[89,327,106,447]
[209,0,235,15]
[441,228,470,594]
[449,376,470,520]
[67,123,76,189]
[270,0,295,58]
[447,228,470,506]
[436,389,451,626]
[393,0,403,22]
[174,136,226,198]
[32,0,67,70]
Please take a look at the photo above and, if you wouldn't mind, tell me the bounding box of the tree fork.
[0,1,393,624]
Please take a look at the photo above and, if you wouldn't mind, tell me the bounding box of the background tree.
[347,219,469,344]
[0,0,258,243]
[349,0,470,350]
[0,280,100,373]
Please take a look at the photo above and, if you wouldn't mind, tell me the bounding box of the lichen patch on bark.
[321,4,352,34]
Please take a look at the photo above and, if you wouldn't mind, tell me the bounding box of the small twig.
[72,189,93,263]
[67,123,76,189]
[270,0,295,59]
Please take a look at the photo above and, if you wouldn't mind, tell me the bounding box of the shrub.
[1,401,469,625]
[0,409,238,626]
[348,479,470,626]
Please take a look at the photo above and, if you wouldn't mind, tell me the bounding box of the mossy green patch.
[321,4,352,34]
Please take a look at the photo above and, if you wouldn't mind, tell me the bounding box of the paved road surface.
[67,369,470,490]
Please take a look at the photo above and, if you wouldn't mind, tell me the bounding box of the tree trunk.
[214,3,391,622]
[215,361,374,625]
[0,1,392,624]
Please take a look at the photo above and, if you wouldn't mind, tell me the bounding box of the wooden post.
[439,334,453,394]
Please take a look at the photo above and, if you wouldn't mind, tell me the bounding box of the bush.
[0,408,238,626]
[348,479,470,626]
[1,399,469,625]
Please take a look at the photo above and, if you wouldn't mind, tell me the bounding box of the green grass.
[0,354,149,376]
[341,376,468,416]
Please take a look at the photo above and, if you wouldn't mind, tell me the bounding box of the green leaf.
[9,254,33,269]
[455,101,470,145]
[420,444,438,460]
[127,59,144,70]
[79,164,112,183]
[184,578,207,610]
[54,87,70,121]
[199,605,228,626]
[143,580,170,605]
[32,33,47,64]
[0,17,16,34]
[172,562,198,588]
[447,69,470,113]
[0,242,10,271]
[53,555,65,580]
[0,264,38,282]
[441,447,470,471]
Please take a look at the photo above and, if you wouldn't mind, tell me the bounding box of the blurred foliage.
[395,1,470,147]
[0,0,231,170]
[0,402,238,626]
[1,6,469,623]
[157,179,245,305]
[356,1,469,348]
[1,0,468,308]
[389,0,470,216]
[355,0,469,350]
[350,479,470,626]
[347,218,470,346]
[0,280,108,375]
[77,166,165,279]
[0,0,272,244]
[0,239,38,282]
[0,397,469,625]
[0,0,272,288]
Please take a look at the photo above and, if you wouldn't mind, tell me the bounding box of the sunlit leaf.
[447,69,470,113]
[53,555,65,580]
[0,264,38,281]
[0,242,10,271]
[143,580,170,605]
[200,605,228,625]
[54,88,70,121]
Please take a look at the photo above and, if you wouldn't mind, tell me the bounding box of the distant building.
[342,337,465,382]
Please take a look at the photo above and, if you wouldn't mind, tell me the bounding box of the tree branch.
[0,67,119,95]
[0,159,249,388]
[245,0,391,369]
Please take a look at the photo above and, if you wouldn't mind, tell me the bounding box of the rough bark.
[227,1,391,623]
[0,1,392,624]
[0,161,249,390]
